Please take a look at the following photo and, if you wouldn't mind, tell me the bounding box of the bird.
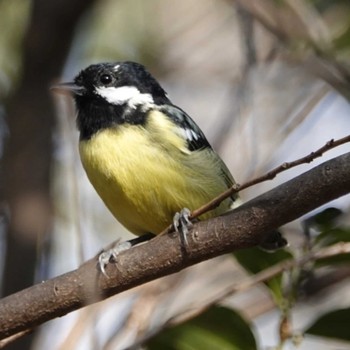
[53,61,284,274]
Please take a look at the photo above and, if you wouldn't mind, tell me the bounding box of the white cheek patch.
[95,86,154,109]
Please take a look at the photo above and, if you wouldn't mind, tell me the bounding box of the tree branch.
[1,152,350,340]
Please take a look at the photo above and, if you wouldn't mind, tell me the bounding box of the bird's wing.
[159,104,236,191]
[158,104,211,151]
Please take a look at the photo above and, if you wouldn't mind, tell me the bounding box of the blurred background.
[1,0,350,349]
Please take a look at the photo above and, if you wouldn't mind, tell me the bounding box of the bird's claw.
[173,208,193,246]
[98,241,132,277]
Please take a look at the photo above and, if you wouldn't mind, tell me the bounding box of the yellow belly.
[79,115,233,235]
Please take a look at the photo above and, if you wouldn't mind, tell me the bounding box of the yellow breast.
[79,111,233,236]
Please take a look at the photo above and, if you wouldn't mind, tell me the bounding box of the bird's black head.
[56,62,170,139]
[74,61,168,105]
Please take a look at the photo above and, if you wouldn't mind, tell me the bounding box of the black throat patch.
[76,96,149,140]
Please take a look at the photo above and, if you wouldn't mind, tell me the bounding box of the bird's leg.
[98,232,155,277]
[173,208,193,247]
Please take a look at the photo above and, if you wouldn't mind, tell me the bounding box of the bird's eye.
[100,74,113,85]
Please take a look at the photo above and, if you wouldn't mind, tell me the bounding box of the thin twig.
[159,134,350,237]
[0,329,33,349]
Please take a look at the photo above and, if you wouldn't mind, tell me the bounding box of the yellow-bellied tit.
[54,62,286,274]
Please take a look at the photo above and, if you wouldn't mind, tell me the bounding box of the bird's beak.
[50,82,85,96]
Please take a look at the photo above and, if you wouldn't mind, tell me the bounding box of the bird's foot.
[98,233,155,277]
[98,241,132,277]
[173,208,193,246]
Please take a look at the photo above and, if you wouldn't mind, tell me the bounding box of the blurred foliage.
[234,247,293,304]
[155,206,350,349]
[306,307,350,341]
[303,207,343,235]
[298,207,350,278]
[146,306,257,350]
[72,0,163,71]
[0,0,31,98]
[143,207,350,348]
[298,209,350,343]
[304,208,350,266]
[236,0,350,98]
[250,0,350,52]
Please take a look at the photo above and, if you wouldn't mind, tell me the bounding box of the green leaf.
[306,308,350,342]
[304,208,343,233]
[316,227,350,247]
[234,247,292,303]
[315,249,350,267]
[303,208,343,245]
[334,25,350,50]
[304,208,350,266]
[146,306,257,350]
